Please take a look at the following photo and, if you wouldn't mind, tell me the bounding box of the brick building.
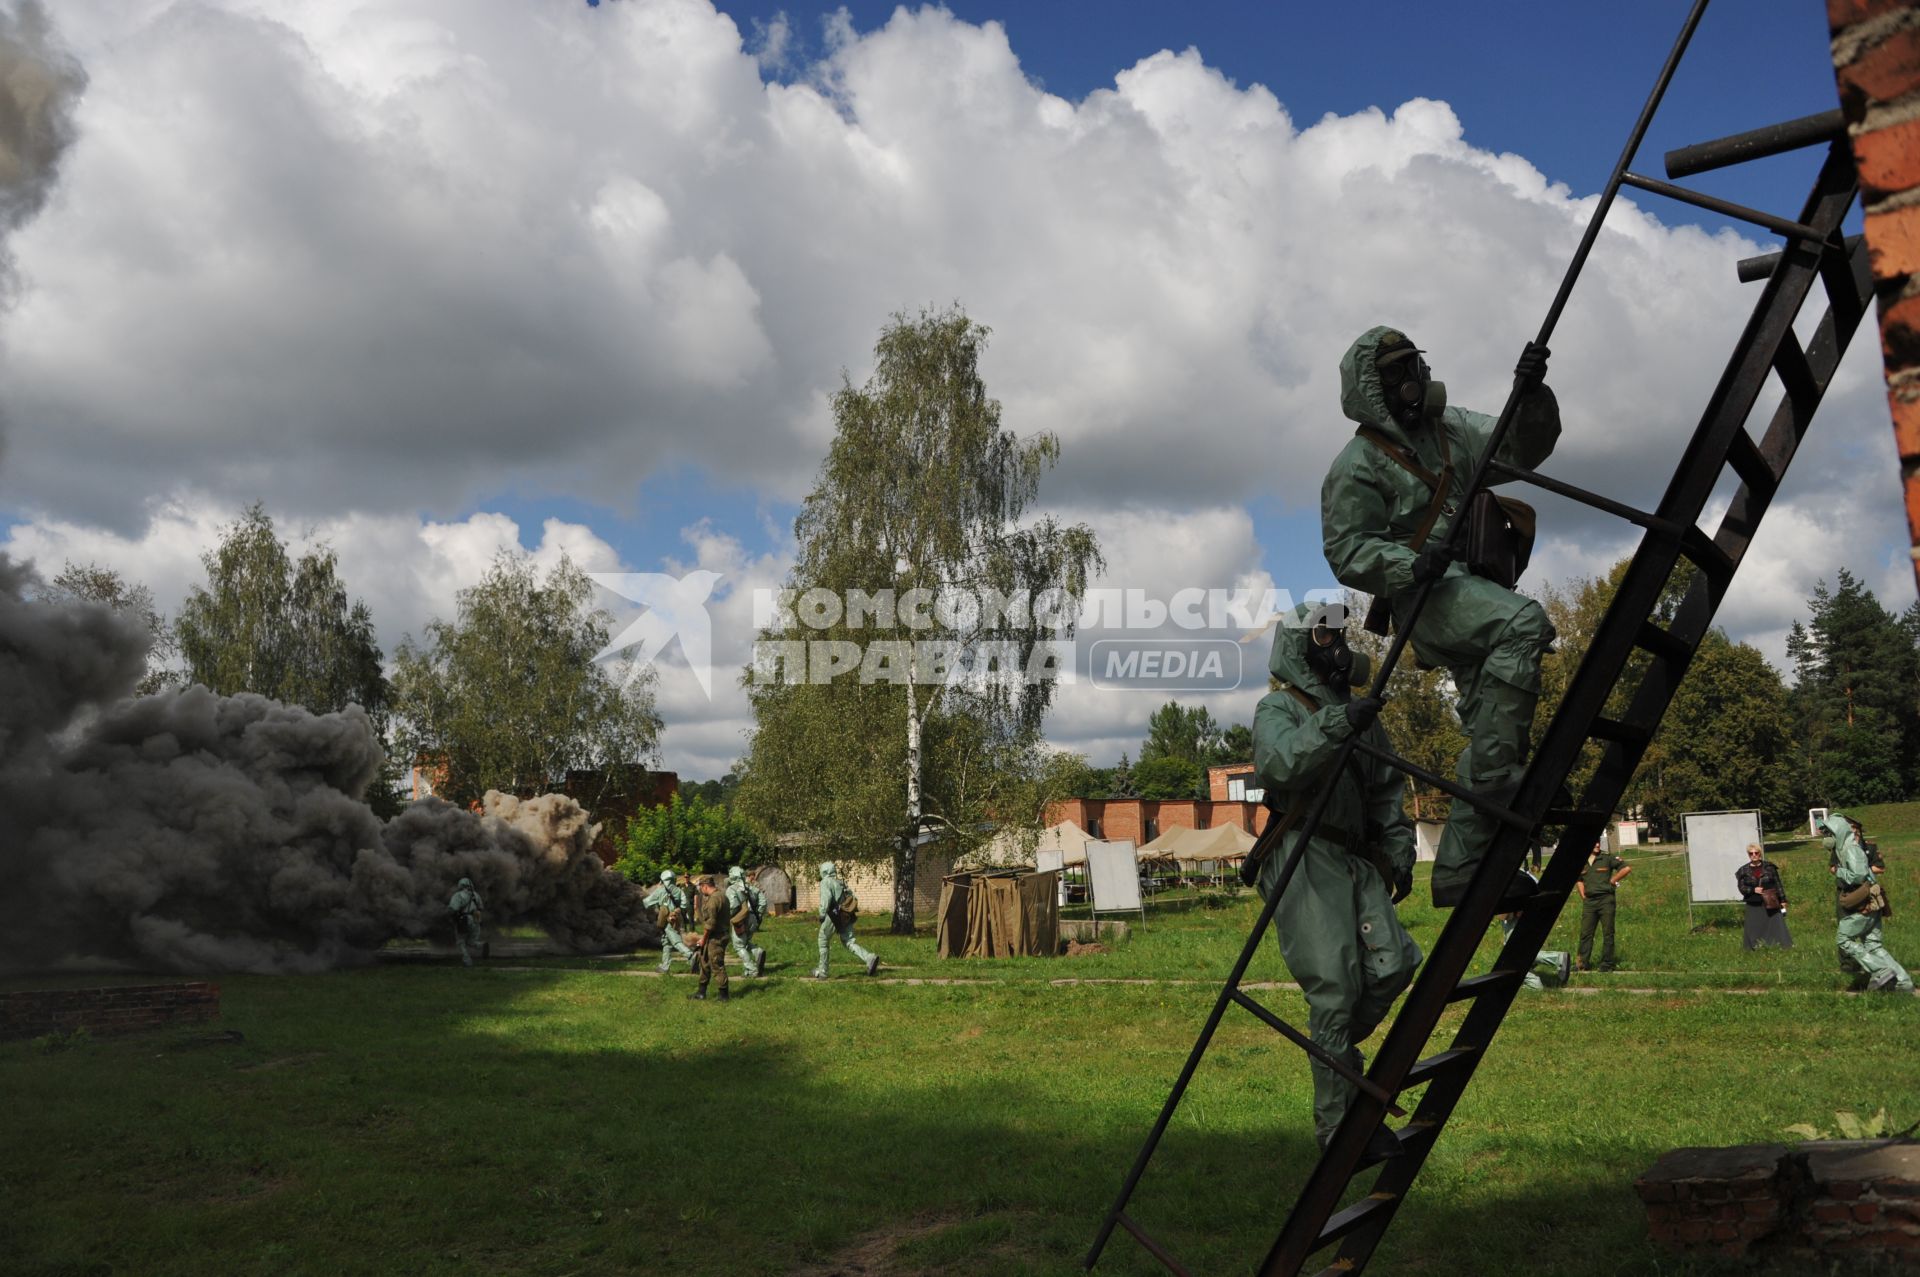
[1830,0,1920,596]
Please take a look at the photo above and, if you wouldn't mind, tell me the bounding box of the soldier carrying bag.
[1355,425,1536,633]
[831,887,860,928]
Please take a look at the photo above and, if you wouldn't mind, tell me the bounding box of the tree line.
[41,503,662,819]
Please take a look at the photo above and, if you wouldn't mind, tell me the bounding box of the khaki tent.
[978,819,1092,868]
[1139,822,1257,864]
[936,869,1060,958]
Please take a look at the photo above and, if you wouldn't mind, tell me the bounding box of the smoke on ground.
[0,558,661,974]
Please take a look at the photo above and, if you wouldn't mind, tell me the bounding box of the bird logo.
[588,570,723,699]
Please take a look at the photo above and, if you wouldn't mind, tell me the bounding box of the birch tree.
[739,305,1100,932]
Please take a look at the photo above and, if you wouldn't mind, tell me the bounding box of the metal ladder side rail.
[1087,4,1721,1268]
[1282,152,1872,1276]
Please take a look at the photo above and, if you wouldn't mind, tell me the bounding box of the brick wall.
[1044,798,1265,843]
[1831,0,1920,595]
[1637,1140,1920,1263]
[0,982,221,1042]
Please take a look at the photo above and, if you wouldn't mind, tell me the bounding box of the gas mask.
[1306,621,1355,687]
[1377,344,1446,426]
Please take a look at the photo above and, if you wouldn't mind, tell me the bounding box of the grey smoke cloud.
[0,558,660,974]
[0,0,81,237]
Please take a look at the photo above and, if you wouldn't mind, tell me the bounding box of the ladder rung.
[1314,1191,1398,1249]
[1231,990,1407,1117]
[1736,233,1862,283]
[1589,716,1651,747]
[1117,1211,1194,1277]
[1620,171,1828,243]
[1725,427,1781,500]
[1665,108,1846,179]
[1446,972,1523,1005]
[1679,527,1736,582]
[1634,620,1692,665]
[1403,1046,1479,1087]
[1771,330,1818,417]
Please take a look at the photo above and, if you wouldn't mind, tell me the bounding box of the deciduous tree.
[738,305,1101,932]
[391,553,661,811]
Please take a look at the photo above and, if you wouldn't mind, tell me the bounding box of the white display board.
[1808,807,1830,836]
[1035,848,1065,874]
[1682,809,1763,904]
[1085,839,1144,918]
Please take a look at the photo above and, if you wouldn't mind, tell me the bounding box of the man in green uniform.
[447,876,486,967]
[1320,326,1559,909]
[1575,842,1632,972]
[688,877,732,1002]
[725,865,768,977]
[1251,602,1423,1156]
[642,869,696,974]
[1825,812,1912,993]
[813,861,879,979]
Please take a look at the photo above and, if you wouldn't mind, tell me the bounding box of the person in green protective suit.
[447,876,487,967]
[1500,914,1571,989]
[725,865,768,977]
[642,870,697,974]
[1321,326,1560,909]
[813,861,879,979]
[1252,602,1424,1156]
[1824,812,1912,993]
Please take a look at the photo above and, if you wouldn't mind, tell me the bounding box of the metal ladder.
[1085,2,1876,1272]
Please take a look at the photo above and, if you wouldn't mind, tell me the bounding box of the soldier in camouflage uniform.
[642,869,696,973]
[814,861,879,979]
[725,865,768,977]
[689,877,732,1002]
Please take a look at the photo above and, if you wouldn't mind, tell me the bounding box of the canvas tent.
[1138,823,1257,864]
[936,869,1060,958]
[978,819,1093,867]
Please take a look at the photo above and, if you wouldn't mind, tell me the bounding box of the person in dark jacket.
[1735,843,1792,950]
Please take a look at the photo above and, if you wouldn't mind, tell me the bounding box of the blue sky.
[0,0,1899,778]
[529,0,1861,631]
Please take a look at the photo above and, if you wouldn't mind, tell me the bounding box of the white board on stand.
[1085,839,1144,919]
[1682,809,1763,904]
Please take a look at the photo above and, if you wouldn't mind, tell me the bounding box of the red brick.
[1639,1181,1677,1204]
[1855,1202,1883,1224]
[1831,1181,1867,1201]
[1887,385,1920,457]
[1833,0,1913,29]
[1714,1203,1741,1221]
[1855,117,1920,198]
[1676,1219,1713,1243]
[1742,1198,1779,1220]
[1867,203,1920,277]
[1817,1202,1855,1224]
[1841,26,1920,111]
[1710,1222,1740,1241]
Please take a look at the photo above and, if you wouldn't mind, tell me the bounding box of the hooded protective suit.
[1321,326,1560,903]
[725,866,769,977]
[1824,813,1912,993]
[447,877,485,966]
[1252,604,1423,1147]
[642,876,697,973]
[814,865,878,978]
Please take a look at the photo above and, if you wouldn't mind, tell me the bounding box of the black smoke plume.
[0,558,661,973]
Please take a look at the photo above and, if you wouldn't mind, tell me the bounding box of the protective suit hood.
[1340,325,1421,446]
[1269,602,1366,699]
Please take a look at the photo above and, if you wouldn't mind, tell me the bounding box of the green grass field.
[4,808,1917,1276]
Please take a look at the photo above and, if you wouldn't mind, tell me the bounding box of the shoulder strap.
[1357,423,1455,552]
[1278,684,1373,809]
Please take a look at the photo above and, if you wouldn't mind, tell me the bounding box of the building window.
[1227,778,1245,801]
[1145,817,1159,842]
[1088,818,1103,839]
